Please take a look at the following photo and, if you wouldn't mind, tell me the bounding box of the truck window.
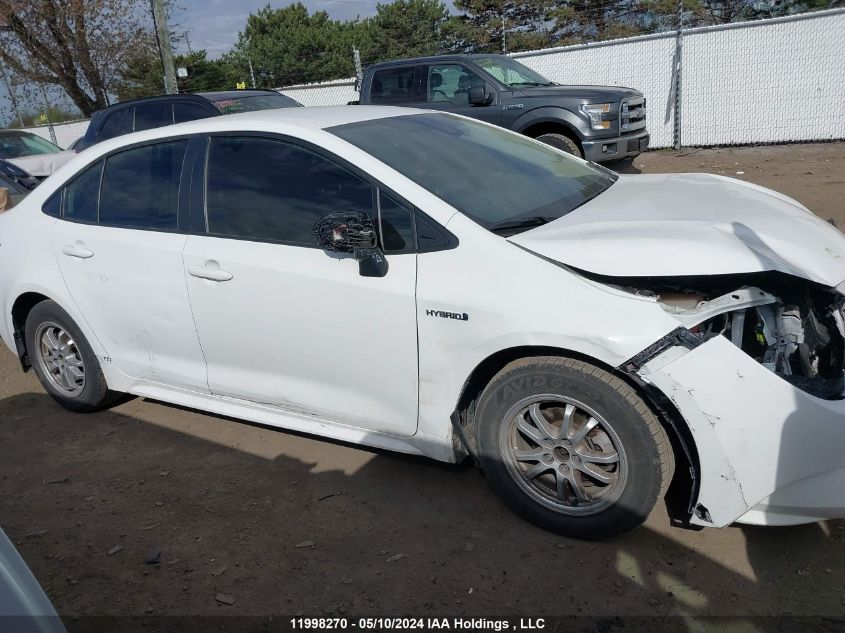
[370,67,419,104]
[425,65,485,106]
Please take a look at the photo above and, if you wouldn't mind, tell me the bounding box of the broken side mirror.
[469,85,493,106]
[312,211,389,278]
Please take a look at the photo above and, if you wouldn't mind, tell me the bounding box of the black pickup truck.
[355,54,648,162]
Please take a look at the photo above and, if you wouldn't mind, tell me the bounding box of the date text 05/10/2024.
[289,618,546,630]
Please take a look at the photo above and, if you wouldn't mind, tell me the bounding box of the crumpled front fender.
[637,335,845,528]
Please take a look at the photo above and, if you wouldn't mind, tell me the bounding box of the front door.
[182,135,419,436]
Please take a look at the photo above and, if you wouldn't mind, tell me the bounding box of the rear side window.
[42,191,62,218]
[133,103,173,132]
[174,102,216,123]
[64,160,102,223]
[205,136,373,246]
[98,109,133,141]
[370,67,419,104]
[99,141,187,230]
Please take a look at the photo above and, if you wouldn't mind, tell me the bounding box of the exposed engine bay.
[597,271,845,400]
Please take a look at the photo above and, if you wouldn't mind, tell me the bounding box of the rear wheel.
[476,356,672,539]
[534,132,582,158]
[25,301,121,412]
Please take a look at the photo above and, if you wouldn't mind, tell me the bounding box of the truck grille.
[620,97,646,133]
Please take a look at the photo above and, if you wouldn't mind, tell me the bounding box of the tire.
[476,356,673,539]
[534,132,582,158]
[25,300,121,413]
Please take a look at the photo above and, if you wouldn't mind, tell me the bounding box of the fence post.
[673,0,683,150]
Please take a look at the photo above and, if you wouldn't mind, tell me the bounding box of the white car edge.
[1,105,844,539]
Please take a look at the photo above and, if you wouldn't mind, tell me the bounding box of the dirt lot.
[2,142,845,632]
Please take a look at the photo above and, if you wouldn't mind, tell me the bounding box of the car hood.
[517,85,642,101]
[6,151,76,178]
[509,173,845,287]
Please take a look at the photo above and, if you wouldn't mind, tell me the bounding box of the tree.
[0,0,155,116]
[448,0,558,53]
[115,49,243,100]
[361,0,452,64]
[230,4,365,87]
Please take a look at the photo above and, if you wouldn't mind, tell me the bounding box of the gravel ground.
[1,142,844,632]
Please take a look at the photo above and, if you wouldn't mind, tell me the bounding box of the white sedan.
[0,130,77,180]
[1,106,844,539]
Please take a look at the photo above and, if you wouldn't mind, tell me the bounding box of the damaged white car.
[1,107,843,539]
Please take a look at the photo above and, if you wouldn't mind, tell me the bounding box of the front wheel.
[25,300,121,412]
[534,132,582,158]
[476,356,673,539]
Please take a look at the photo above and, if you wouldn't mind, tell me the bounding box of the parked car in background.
[2,107,844,540]
[0,171,30,210]
[0,131,76,180]
[76,89,303,151]
[355,54,648,162]
[0,159,39,190]
[0,527,66,633]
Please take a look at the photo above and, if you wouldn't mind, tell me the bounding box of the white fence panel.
[20,120,88,149]
[682,11,845,146]
[279,79,358,107]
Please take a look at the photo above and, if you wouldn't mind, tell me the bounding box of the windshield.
[474,57,554,87]
[210,93,302,114]
[0,132,62,159]
[330,113,616,234]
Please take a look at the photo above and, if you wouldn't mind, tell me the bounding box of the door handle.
[62,242,94,259]
[188,263,233,282]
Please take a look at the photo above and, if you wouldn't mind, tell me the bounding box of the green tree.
[361,0,452,64]
[231,3,365,87]
[114,49,242,100]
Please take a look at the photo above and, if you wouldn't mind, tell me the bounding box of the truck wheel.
[476,356,673,539]
[535,133,582,158]
[25,300,122,413]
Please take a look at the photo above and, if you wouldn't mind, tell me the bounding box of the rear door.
[50,139,208,392]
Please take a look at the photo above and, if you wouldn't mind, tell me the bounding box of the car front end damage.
[615,271,845,528]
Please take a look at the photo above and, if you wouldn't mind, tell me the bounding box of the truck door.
[419,63,500,126]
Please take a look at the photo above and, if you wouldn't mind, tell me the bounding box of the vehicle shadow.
[1,392,844,633]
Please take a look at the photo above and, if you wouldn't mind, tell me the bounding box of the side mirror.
[469,85,493,106]
[313,211,389,278]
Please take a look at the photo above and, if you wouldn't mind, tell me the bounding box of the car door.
[50,139,209,392]
[182,135,419,436]
[420,63,501,126]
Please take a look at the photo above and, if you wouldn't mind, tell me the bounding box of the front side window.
[370,67,419,104]
[331,113,616,235]
[426,65,485,105]
[205,136,373,246]
[174,102,216,123]
[99,141,187,230]
[64,160,103,223]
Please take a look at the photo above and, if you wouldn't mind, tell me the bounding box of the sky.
[0,0,396,127]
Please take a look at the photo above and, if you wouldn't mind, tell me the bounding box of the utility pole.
[673,0,683,150]
[502,15,507,54]
[37,84,57,145]
[150,0,178,94]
